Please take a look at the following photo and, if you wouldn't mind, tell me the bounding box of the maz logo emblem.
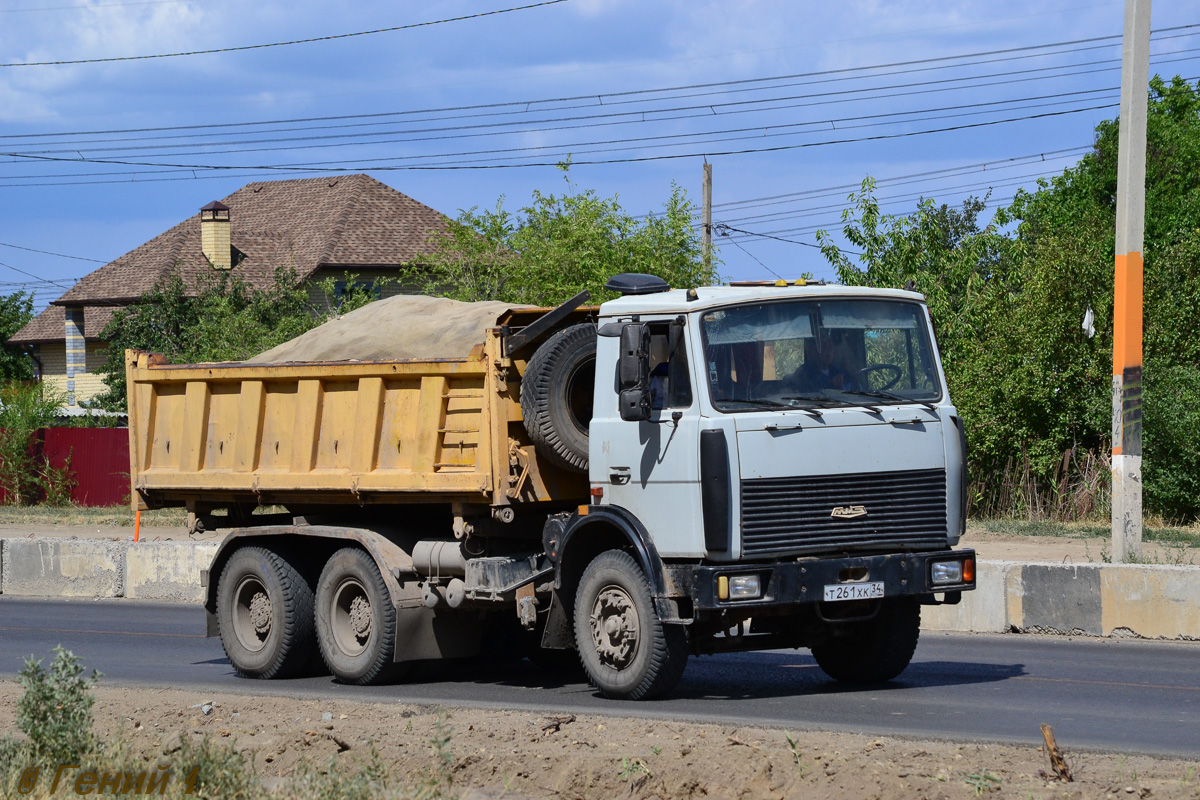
[830,505,868,519]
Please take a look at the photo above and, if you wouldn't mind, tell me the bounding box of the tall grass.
[969,448,1110,522]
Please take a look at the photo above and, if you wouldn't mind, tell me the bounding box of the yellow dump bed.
[125,325,584,513]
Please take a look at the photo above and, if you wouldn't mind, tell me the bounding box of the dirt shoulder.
[964,521,1200,566]
[0,681,1195,799]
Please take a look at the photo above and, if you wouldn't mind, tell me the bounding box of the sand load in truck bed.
[249,294,532,363]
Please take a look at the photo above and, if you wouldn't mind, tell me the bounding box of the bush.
[17,646,99,765]
[0,382,74,506]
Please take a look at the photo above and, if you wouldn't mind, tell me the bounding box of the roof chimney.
[200,201,231,270]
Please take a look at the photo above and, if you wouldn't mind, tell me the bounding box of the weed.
[784,733,809,777]
[963,770,1002,795]
[1116,754,1140,783]
[618,757,651,780]
[174,736,257,799]
[17,646,99,765]
[289,746,387,800]
[1181,766,1195,786]
[413,708,456,800]
[649,745,661,756]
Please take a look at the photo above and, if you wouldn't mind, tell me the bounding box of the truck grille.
[740,468,947,557]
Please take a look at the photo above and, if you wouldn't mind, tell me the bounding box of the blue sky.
[1,0,1197,311]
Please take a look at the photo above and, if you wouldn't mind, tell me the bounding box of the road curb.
[1,540,1197,640]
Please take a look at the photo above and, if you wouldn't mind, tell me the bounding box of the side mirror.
[618,323,651,421]
[619,387,651,421]
[618,323,649,389]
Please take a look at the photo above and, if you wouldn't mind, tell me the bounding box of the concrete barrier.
[125,541,219,602]
[923,560,1200,640]
[0,540,1197,641]
[1,539,124,598]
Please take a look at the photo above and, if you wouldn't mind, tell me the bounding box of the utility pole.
[702,161,713,274]
[1112,0,1151,563]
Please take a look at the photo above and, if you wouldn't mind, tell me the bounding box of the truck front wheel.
[573,550,687,700]
[315,548,403,685]
[216,546,315,679]
[811,597,921,684]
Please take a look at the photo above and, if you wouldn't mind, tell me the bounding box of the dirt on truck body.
[126,274,976,699]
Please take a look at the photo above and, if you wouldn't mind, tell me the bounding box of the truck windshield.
[699,298,942,411]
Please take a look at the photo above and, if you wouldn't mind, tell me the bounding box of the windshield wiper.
[838,389,937,411]
[776,394,857,416]
[714,398,795,411]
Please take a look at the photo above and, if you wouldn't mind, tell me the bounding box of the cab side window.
[647,322,693,409]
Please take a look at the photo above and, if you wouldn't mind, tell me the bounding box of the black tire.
[573,550,687,700]
[521,323,596,473]
[315,548,403,685]
[811,597,921,684]
[216,546,315,679]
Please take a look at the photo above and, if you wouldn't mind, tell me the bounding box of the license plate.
[823,581,884,602]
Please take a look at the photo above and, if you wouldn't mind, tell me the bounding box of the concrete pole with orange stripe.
[1112,0,1151,563]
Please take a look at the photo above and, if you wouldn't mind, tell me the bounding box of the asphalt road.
[1,597,1197,757]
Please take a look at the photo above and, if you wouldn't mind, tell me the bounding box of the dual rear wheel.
[216,546,399,685]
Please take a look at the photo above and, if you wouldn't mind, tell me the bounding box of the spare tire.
[520,323,596,473]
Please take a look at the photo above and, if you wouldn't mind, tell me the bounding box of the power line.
[716,169,1064,227]
[3,52,1191,180]
[710,146,1092,211]
[10,44,1196,159]
[728,192,1024,242]
[5,25,1197,142]
[0,102,1124,177]
[715,223,832,253]
[0,260,75,288]
[713,228,786,279]
[0,0,571,67]
[4,84,1127,166]
[0,241,106,263]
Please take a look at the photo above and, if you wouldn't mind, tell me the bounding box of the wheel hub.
[249,591,272,635]
[590,586,639,668]
[348,595,372,639]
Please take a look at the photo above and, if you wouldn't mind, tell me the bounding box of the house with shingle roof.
[9,174,450,407]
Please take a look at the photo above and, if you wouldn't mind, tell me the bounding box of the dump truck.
[126,273,975,700]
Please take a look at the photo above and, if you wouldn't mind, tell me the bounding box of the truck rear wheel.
[216,546,315,679]
[315,548,403,685]
[811,597,921,684]
[573,550,687,700]
[521,323,596,473]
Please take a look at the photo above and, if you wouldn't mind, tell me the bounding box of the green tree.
[819,75,1200,521]
[0,290,36,380]
[409,166,718,306]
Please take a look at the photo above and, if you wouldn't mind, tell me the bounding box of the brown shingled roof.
[51,174,449,306]
[8,305,120,345]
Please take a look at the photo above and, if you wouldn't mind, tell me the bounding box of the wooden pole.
[1112,0,1151,563]
[702,162,713,275]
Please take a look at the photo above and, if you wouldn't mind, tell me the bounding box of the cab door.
[590,317,705,559]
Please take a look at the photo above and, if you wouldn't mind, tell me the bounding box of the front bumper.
[664,548,975,612]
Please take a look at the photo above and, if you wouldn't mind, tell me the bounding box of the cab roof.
[599,284,927,317]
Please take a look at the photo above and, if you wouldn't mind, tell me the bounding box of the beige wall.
[35,341,109,406]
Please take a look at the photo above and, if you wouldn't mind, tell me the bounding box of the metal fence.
[40,427,130,507]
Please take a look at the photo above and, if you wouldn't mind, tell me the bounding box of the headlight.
[727,575,761,600]
[930,560,964,586]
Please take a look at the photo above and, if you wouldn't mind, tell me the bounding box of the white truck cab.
[544,273,974,699]
[590,279,966,561]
